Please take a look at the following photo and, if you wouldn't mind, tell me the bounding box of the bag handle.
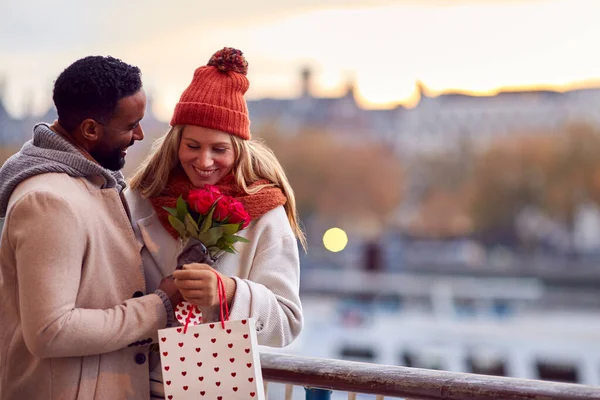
[183,271,230,334]
[215,272,230,328]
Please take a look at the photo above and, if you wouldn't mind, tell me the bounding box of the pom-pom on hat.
[170,47,251,140]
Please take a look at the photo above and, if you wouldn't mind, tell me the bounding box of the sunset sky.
[2,0,600,121]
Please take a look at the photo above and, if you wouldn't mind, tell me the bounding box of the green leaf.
[200,202,217,233]
[223,247,236,254]
[168,215,187,239]
[185,213,199,230]
[197,231,212,245]
[184,213,199,239]
[207,245,220,253]
[196,227,222,247]
[220,223,241,235]
[162,206,179,218]
[176,195,188,219]
[230,234,250,243]
[220,237,234,247]
[208,226,224,242]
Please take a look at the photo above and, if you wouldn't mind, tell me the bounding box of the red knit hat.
[170,47,251,140]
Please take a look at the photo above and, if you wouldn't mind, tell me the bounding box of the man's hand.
[158,275,183,307]
[173,263,237,307]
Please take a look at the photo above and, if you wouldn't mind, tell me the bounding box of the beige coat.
[125,188,303,395]
[0,173,168,400]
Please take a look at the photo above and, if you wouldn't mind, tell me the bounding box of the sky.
[2,0,600,121]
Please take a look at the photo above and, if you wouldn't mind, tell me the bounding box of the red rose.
[227,199,251,229]
[187,186,221,215]
[213,196,233,222]
[204,185,221,196]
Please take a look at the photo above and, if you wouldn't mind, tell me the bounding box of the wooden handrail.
[260,352,600,400]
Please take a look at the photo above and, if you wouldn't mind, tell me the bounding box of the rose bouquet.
[164,185,251,268]
[160,186,251,329]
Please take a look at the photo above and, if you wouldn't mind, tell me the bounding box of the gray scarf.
[0,123,126,217]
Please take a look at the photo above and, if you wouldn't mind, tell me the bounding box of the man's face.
[92,89,146,171]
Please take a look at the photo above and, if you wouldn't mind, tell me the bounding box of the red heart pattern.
[159,318,260,398]
[174,301,203,326]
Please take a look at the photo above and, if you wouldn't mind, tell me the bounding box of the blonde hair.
[129,125,306,250]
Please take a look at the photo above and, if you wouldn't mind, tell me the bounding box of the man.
[0,56,181,399]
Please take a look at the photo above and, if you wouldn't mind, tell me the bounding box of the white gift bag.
[158,274,265,400]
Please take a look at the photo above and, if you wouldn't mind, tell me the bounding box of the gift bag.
[158,273,265,400]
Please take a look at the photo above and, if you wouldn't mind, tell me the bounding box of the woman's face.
[178,126,236,187]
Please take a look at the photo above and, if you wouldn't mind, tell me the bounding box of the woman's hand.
[173,263,237,307]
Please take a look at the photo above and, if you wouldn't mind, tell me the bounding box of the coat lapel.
[136,214,180,278]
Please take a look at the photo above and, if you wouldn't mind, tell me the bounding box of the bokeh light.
[323,227,348,252]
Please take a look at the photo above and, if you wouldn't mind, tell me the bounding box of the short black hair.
[53,55,142,132]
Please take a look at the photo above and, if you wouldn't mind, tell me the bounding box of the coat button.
[134,353,146,365]
[133,291,144,298]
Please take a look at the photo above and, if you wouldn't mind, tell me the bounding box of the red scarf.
[149,169,287,240]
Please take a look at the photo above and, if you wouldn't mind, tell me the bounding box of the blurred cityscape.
[2,64,600,394]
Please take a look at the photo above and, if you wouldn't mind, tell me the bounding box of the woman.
[125,47,305,398]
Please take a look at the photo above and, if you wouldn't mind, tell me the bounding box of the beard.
[91,140,133,171]
[93,148,125,171]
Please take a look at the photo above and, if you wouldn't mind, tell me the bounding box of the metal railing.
[260,352,600,400]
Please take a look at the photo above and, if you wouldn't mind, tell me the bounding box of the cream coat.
[0,173,168,400]
[124,188,303,393]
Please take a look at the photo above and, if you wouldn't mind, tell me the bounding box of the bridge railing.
[260,352,600,400]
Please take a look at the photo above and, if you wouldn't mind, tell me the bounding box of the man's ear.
[80,119,101,142]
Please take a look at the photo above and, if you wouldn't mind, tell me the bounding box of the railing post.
[305,387,332,400]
